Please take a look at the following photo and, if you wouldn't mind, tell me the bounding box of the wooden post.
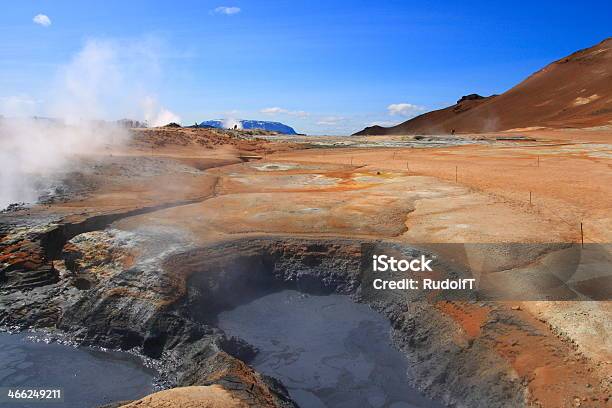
[580,222,584,248]
[537,156,540,167]
[351,156,353,165]
[529,191,532,205]
[406,161,409,171]
[455,166,458,182]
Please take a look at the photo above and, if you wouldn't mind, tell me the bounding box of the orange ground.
[4,127,609,407]
[272,130,612,244]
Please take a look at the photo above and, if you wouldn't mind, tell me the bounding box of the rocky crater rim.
[157,237,529,407]
[3,229,598,407]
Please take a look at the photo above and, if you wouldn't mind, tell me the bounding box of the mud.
[218,289,442,408]
[0,332,157,408]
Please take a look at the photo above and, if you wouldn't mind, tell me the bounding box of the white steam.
[0,119,127,208]
[51,40,122,123]
[0,39,180,209]
[49,39,180,125]
[223,118,242,129]
[142,96,181,127]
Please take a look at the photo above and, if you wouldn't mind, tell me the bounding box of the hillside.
[355,38,612,135]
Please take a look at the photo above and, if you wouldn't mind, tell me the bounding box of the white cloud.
[387,103,425,117]
[366,120,399,127]
[212,6,241,15]
[33,14,51,27]
[261,107,285,114]
[316,116,344,126]
[261,107,309,117]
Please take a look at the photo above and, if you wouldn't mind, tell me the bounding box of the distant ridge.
[354,37,612,135]
[199,119,298,134]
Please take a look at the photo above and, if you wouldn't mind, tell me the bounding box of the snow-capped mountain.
[199,119,298,135]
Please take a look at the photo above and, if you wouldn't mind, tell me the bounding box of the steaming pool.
[218,290,441,408]
[0,332,156,408]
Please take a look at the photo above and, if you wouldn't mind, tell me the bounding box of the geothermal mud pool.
[218,289,442,408]
[0,332,157,408]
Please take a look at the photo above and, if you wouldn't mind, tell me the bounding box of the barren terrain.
[1,127,610,407]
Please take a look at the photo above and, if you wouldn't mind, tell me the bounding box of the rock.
[456,94,486,104]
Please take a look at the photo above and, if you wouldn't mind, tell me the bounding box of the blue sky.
[1,1,610,134]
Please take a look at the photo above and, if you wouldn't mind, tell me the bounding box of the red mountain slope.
[354,38,612,135]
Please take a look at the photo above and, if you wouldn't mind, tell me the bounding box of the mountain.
[199,119,298,134]
[354,37,612,135]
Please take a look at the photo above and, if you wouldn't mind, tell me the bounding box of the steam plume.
[0,39,179,209]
